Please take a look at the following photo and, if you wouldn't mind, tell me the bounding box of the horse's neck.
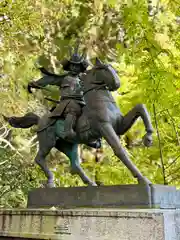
[84,89,115,103]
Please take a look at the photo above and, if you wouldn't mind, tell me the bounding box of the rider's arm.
[27,74,66,92]
[32,75,62,87]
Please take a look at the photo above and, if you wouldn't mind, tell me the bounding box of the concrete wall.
[0,209,179,240]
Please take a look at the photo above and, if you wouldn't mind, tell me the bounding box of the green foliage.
[0,148,41,208]
[1,0,180,207]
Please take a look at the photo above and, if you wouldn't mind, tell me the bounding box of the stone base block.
[0,209,180,239]
[27,184,180,209]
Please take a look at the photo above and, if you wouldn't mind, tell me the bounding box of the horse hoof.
[143,134,153,147]
[39,180,55,188]
[138,177,152,185]
[96,181,104,186]
[46,182,56,188]
[88,182,97,187]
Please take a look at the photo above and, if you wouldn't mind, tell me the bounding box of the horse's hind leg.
[100,122,152,185]
[117,104,154,146]
[35,127,56,188]
[55,139,97,186]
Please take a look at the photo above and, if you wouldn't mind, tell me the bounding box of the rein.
[83,83,107,96]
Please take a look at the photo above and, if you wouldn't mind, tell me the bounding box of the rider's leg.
[64,113,77,139]
[63,101,81,139]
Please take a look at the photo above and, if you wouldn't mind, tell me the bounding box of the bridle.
[82,65,110,96]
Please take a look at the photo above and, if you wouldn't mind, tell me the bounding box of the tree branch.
[166,109,180,146]
[153,103,167,184]
[165,154,180,170]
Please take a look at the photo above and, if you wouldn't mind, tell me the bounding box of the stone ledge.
[27,184,180,209]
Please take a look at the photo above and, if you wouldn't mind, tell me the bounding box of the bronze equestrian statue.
[4,57,154,187]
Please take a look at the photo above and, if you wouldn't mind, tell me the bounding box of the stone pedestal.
[27,184,180,209]
[0,208,180,239]
[1,185,180,239]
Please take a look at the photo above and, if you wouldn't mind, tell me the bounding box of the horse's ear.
[95,57,102,66]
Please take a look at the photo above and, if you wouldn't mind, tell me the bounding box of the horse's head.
[83,58,120,92]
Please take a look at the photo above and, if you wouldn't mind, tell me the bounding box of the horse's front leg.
[117,104,153,147]
[100,122,152,185]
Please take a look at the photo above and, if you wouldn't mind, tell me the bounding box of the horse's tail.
[3,112,40,129]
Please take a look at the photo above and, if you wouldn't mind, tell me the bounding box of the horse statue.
[4,58,154,187]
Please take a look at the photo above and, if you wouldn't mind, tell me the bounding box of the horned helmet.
[61,40,90,72]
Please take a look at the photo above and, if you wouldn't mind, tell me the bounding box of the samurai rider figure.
[28,43,101,148]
